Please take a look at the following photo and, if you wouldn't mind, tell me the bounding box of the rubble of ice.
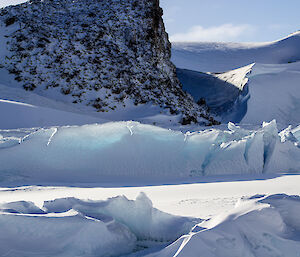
[0,120,298,184]
[151,194,300,257]
[0,192,198,257]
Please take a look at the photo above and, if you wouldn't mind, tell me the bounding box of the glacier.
[0,120,298,184]
[173,32,300,128]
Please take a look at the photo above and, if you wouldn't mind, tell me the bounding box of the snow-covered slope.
[177,64,253,122]
[172,31,300,72]
[242,62,300,128]
[177,61,300,128]
[0,99,106,129]
[0,120,298,185]
[0,0,217,125]
[173,32,300,127]
[151,194,300,257]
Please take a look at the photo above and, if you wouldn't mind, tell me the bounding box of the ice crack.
[47,128,58,146]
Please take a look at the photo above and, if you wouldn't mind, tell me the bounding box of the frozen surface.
[152,194,300,257]
[0,192,198,257]
[1,184,300,257]
[0,120,298,184]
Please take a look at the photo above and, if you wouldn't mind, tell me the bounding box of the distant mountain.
[173,32,300,127]
[0,0,218,126]
[172,31,300,72]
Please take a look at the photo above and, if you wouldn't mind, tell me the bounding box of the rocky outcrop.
[0,0,218,125]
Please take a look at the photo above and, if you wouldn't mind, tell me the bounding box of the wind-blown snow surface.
[151,194,300,257]
[172,31,300,73]
[0,192,199,257]
[0,120,299,184]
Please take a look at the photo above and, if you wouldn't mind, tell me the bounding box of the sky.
[1,0,300,43]
[161,0,300,42]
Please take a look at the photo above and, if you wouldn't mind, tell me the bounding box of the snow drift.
[0,192,198,257]
[151,194,300,257]
[0,120,298,184]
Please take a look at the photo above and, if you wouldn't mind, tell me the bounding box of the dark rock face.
[0,0,218,125]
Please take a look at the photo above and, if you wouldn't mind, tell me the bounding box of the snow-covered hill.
[172,31,300,72]
[0,0,218,126]
[173,32,300,128]
[177,61,300,128]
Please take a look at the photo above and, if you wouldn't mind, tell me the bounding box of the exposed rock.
[0,0,218,125]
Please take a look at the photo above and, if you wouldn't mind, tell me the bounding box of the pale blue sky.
[1,0,299,43]
[161,0,300,42]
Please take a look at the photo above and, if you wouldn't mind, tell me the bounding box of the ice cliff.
[0,120,298,184]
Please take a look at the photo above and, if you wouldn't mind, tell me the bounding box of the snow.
[151,194,300,257]
[0,21,192,129]
[177,64,254,122]
[0,2,299,256]
[172,31,300,72]
[0,0,217,126]
[0,79,181,129]
[241,62,300,128]
[0,0,29,9]
[1,176,300,256]
[0,120,298,185]
[0,192,198,257]
[0,99,105,128]
[175,38,300,127]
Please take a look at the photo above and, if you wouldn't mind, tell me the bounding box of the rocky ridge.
[0,0,218,125]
